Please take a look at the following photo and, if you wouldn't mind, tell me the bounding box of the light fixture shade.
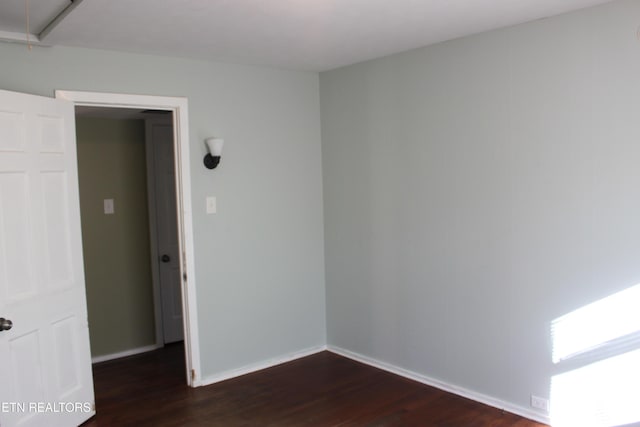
[205,137,224,156]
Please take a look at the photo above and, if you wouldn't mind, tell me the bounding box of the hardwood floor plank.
[81,344,547,426]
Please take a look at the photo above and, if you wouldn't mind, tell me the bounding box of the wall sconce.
[204,137,224,169]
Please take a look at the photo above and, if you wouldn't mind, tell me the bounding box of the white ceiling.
[0,0,615,71]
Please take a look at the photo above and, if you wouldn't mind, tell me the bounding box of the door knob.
[161,254,170,263]
[0,318,12,332]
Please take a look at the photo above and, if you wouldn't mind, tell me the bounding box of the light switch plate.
[104,199,115,215]
[206,196,217,214]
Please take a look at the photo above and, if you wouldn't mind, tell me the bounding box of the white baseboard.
[327,345,550,426]
[92,343,163,364]
[195,344,327,387]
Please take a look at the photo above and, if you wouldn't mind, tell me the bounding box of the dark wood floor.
[82,344,547,426]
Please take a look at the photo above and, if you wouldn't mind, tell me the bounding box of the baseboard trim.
[195,345,327,387]
[327,345,550,426]
[92,344,163,364]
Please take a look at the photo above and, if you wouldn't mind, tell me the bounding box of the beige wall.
[76,117,156,358]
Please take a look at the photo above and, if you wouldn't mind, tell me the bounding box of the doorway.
[76,108,183,360]
[55,90,201,387]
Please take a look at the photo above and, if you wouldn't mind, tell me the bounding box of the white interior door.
[147,119,183,344]
[0,89,95,426]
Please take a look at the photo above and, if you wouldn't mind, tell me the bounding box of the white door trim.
[54,90,201,387]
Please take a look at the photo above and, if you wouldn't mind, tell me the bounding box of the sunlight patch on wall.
[551,284,640,363]
[550,348,640,427]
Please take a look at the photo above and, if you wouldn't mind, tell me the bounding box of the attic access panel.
[0,0,71,34]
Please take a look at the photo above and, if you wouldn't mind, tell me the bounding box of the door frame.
[55,90,201,387]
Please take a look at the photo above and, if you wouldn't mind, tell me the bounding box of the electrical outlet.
[531,395,550,412]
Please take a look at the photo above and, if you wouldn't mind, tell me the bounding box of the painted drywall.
[320,0,640,421]
[0,44,326,378]
[76,117,156,357]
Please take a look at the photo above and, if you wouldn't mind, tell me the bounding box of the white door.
[147,119,183,344]
[0,89,95,426]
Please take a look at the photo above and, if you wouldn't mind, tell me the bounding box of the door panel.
[148,120,183,344]
[0,172,34,299]
[0,89,95,427]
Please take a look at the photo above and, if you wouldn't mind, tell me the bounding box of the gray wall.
[0,43,326,378]
[320,0,640,417]
[76,118,156,358]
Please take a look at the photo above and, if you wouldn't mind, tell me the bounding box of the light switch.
[206,196,217,214]
[104,199,115,215]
